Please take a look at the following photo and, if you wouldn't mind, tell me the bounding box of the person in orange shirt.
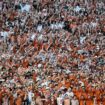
[22,58,29,68]
[79,95,85,105]
[9,93,14,105]
[65,80,70,89]
[85,94,94,105]
[101,95,105,105]
[97,95,102,105]
[82,90,88,99]
[74,89,82,99]
[15,93,23,105]
[0,89,3,105]
[95,88,101,98]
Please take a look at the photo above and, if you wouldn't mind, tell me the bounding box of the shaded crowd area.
[0,0,105,105]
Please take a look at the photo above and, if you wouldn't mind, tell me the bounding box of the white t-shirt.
[21,4,31,12]
[1,31,9,38]
[37,25,43,32]
[74,6,81,12]
[57,97,63,105]
[71,99,79,105]
[31,34,36,41]
[28,91,33,102]
[80,36,86,44]
[0,2,2,10]
[66,92,74,98]
[31,101,36,105]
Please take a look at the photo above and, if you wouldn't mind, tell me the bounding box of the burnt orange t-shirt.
[65,81,70,89]
[85,98,94,105]
[0,91,3,105]
[15,97,22,105]
[9,94,14,105]
[79,99,85,105]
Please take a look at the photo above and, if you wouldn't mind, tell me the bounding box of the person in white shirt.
[0,1,2,10]
[0,31,9,42]
[37,25,43,32]
[66,88,74,99]
[20,3,31,12]
[80,36,86,44]
[57,94,64,105]
[28,90,34,105]
[74,6,81,12]
[31,97,36,105]
[71,96,79,105]
[31,34,36,41]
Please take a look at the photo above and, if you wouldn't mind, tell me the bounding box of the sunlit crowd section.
[0,0,105,105]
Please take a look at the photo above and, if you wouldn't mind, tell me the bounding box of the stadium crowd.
[0,0,105,105]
